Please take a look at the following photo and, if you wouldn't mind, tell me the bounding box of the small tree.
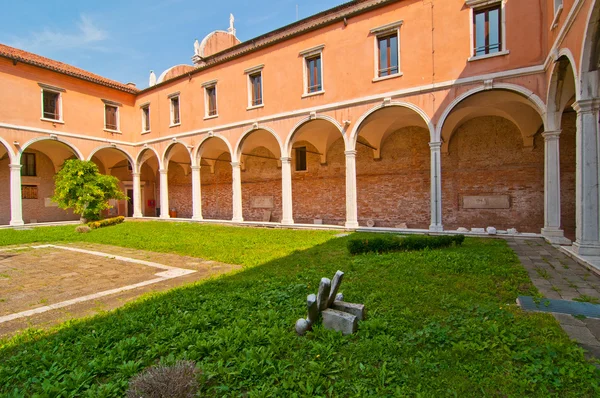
[52,159,127,221]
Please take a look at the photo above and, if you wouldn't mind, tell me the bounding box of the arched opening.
[353,105,431,228]
[547,55,578,241]
[89,146,135,218]
[287,118,346,225]
[236,129,282,222]
[0,140,12,225]
[163,143,193,219]
[18,139,81,224]
[136,148,160,217]
[440,89,545,232]
[197,137,233,220]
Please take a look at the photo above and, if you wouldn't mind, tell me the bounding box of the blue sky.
[0,0,347,89]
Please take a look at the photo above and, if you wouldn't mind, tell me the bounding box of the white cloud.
[9,14,109,53]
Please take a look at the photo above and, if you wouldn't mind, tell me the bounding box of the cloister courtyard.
[0,221,599,396]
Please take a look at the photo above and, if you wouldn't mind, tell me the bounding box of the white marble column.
[159,168,170,219]
[345,150,359,229]
[9,164,24,226]
[231,162,243,222]
[191,165,203,221]
[429,142,443,232]
[541,130,568,243]
[280,157,294,225]
[132,172,143,218]
[572,100,600,256]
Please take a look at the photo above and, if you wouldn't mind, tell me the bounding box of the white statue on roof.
[149,70,156,87]
[228,13,236,35]
[194,39,200,56]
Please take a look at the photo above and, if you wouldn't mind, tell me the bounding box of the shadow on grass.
[0,232,598,397]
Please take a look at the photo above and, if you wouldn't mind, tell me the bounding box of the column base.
[281,218,294,225]
[541,228,572,245]
[132,213,143,218]
[345,221,359,229]
[429,224,443,232]
[192,216,203,221]
[159,215,171,220]
[10,220,25,226]
[232,217,244,223]
[572,241,600,257]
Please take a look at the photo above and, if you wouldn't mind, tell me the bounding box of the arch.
[546,52,579,131]
[87,145,135,167]
[435,83,547,145]
[284,115,346,159]
[350,101,435,149]
[162,142,194,169]
[0,137,15,164]
[580,0,600,100]
[233,125,283,162]
[19,136,83,162]
[136,146,162,173]
[193,132,234,163]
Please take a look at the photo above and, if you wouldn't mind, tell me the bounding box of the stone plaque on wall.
[251,196,274,209]
[462,195,510,209]
[44,198,58,208]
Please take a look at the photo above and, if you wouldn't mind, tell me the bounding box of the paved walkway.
[506,238,600,361]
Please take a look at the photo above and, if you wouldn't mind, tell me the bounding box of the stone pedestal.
[322,309,357,335]
[332,301,365,321]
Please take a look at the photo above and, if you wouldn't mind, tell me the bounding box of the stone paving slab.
[507,237,600,362]
[0,243,241,338]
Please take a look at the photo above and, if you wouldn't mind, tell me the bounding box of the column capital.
[280,157,292,163]
[131,172,141,177]
[9,164,22,170]
[344,150,357,157]
[231,161,241,168]
[159,169,168,175]
[542,130,561,141]
[573,99,600,114]
[191,165,201,171]
[429,141,442,150]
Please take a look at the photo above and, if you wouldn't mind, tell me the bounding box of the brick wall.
[201,153,233,220]
[0,154,10,224]
[441,116,544,232]
[168,162,193,219]
[241,146,282,222]
[560,112,576,240]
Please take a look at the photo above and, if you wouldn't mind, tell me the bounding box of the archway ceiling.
[240,129,281,159]
[198,137,231,162]
[441,91,543,152]
[357,107,429,159]
[27,140,78,172]
[0,145,7,161]
[92,148,131,171]
[291,119,341,163]
[166,143,192,166]
[138,149,159,175]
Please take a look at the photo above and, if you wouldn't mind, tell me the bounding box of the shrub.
[75,225,91,234]
[126,360,200,398]
[348,234,465,255]
[88,216,125,230]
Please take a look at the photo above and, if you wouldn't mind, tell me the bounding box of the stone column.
[541,130,568,243]
[281,157,294,225]
[132,172,143,218]
[345,150,359,229]
[9,164,24,226]
[572,100,600,256]
[231,162,243,222]
[159,168,170,219]
[429,142,443,232]
[191,165,203,221]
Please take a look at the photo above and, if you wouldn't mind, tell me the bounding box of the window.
[42,90,60,120]
[205,85,217,117]
[170,94,180,125]
[249,72,263,107]
[104,105,118,131]
[300,45,324,96]
[377,34,399,77]
[554,0,563,14]
[295,147,307,171]
[141,105,150,132]
[21,185,38,200]
[21,153,36,177]
[473,5,502,56]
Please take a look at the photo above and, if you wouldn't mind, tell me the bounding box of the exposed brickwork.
[442,116,544,232]
[241,147,282,222]
[201,153,233,220]
[0,154,10,224]
[560,112,576,241]
[168,162,193,219]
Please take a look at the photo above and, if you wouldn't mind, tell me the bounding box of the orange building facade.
[1,0,599,256]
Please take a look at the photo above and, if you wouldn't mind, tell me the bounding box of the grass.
[0,222,598,396]
[573,295,600,305]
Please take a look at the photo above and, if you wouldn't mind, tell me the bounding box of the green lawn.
[0,222,598,396]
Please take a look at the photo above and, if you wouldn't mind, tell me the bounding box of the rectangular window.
[21,153,36,177]
[473,5,502,56]
[21,185,38,200]
[295,147,307,171]
[142,105,150,132]
[104,105,118,131]
[249,72,263,106]
[206,86,217,117]
[377,33,399,77]
[42,90,60,120]
[171,96,180,125]
[306,55,322,93]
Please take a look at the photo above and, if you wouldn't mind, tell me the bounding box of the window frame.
[295,146,307,172]
[168,92,181,127]
[20,152,36,177]
[370,21,403,82]
[38,83,65,123]
[467,0,508,61]
[245,64,265,110]
[299,45,325,97]
[202,80,218,119]
[140,102,151,134]
[103,103,120,133]
[21,185,39,200]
